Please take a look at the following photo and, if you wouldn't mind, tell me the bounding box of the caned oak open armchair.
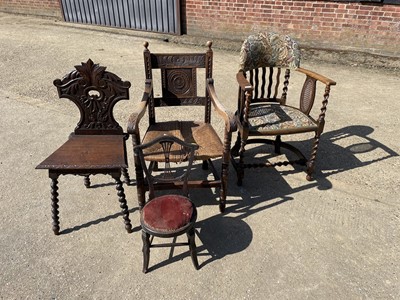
[231,33,336,185]
[36,59,133,235]
[128,41,235,212]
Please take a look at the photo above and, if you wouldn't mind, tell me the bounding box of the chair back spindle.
[134,135,199,200]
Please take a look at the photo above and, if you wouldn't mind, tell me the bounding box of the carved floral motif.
[53,59,130,133]
[154,55,206,68]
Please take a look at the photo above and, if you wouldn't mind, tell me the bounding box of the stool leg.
[187,228,199,270]
[142,231,151,273]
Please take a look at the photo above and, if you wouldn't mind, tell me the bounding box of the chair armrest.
[127,79,152,135]
[206,78,236,133]
[296,67,336,86]
[236,71,254,92]
[296,68,335,130]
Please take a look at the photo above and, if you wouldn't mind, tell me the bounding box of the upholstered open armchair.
[231,32,336,185]
[127,41,235,212]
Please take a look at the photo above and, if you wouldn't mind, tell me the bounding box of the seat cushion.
[142,195,194,233]
[246,103,318,135]
[142,121,223,161]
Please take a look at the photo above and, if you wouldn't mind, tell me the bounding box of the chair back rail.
[134,135,199,199]
[143,42,213,124]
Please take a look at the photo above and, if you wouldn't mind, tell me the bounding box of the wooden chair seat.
[142,121,223,161]
[37,135,127,170]
[243,103,318,135]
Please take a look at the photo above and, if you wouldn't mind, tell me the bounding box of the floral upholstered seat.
[247,103,318,135]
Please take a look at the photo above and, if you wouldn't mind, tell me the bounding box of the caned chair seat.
[142,121,223,161]
[245,103,318,135]
[141,195,196,234]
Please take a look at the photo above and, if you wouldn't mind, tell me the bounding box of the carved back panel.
[53,59,131,135]
[143,42,213,111]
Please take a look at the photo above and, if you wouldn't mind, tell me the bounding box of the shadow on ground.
[57,124,398,271]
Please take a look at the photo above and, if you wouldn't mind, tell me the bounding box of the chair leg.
[236,136,247,186]
[153,161,159,171]
[231,133,241,157]
[231,133,244,186]
[142,231,151,273]
[121,168,131,185]
[274,135,282,154]
[132,134,146,209]
[306,132,321,181]
[134,157,146,210]
[220,129,232,212]
[187,228,199,270]
[83,175,90,188]
[50,173,60,235]
[237,153,244,186]
[113,176,133,233]
[220,161,228,212]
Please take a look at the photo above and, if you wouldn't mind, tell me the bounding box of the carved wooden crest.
[53,59,131,134]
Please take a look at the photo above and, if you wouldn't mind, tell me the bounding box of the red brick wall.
[185,0,400,56]
[0,0,62,18]
[0,0,398,56]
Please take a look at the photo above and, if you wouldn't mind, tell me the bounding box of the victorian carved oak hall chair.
[135,135,200,273]
[231,33,336,185]
[128,41,235,212]
[36,59,133,235]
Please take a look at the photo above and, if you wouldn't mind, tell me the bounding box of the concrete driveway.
[0,12,399,299]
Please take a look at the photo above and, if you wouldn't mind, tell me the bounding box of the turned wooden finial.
[143,41,149,50]
[206,41,212,50]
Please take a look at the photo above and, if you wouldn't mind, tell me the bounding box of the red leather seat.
[142,195,194,233]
